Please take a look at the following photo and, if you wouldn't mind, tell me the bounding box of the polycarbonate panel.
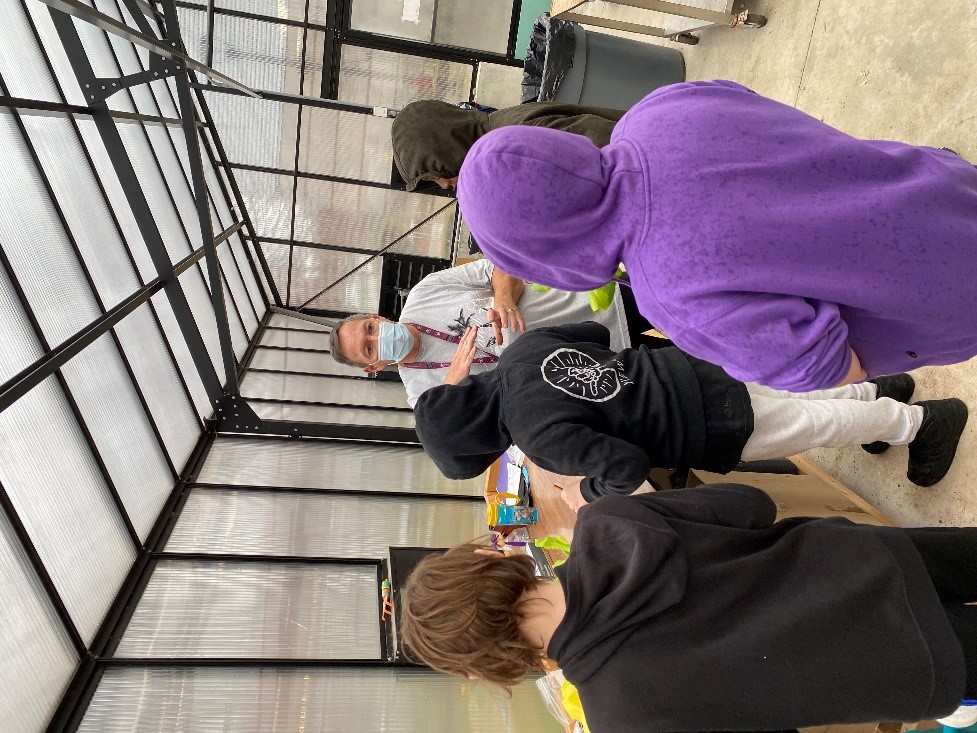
[0,258,44,386]
[0,0,61,102]
[115,560,380,658]
[114,304,200,470]
[0,376,136,642]
[117,123,194,263]
[181,265,227,375]
[293,177,454,259]
[218,240,259,338]
[230,235,267,323]
[298,108,392,183]
[234,169,292,239]
[259,241,289,301]
[0,112,103,348]
[78,667,558,733]
[75,119,156,283]
[285,246,381,313]
[338,46,473,108]
[260,328,328,349]
[250,346,363,377]
[199,437,482,495]
[268,313,330,331]
[240,370,408,409]
[168,489,469,557]
[218,0,329,26]
[150,292,213,419]
[0,509,78,733]
[205,93,292,170]
[207,13,305,94]
[21,114,143,309]
[60,334,174,540]
[145,124,203,251]
[251,401,415,428]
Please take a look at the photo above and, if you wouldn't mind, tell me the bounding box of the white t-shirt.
[398,260,631,407]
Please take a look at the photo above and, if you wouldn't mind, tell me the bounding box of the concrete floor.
[475,0,977,526]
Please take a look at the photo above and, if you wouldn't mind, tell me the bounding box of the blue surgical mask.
[377,321,415,363]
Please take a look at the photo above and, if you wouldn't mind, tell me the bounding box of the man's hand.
[485,302,526,346]
[443,326,478,385]
[488,268,526,345]
[557,480,589,513]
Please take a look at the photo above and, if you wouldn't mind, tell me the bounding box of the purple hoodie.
[457,80,977,391]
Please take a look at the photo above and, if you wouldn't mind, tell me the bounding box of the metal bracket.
[214,394,419,443]
[84,55,180,103]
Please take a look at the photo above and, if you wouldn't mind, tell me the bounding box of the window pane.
[293,178,454,259]
[0,113,102,348]
[240,371,408,409]
[338,46,473,108]
[114,304,200,470]
[349,0,514,54]
[259,329,327,349]
[79,667,558,733]
[0,377,136,642]
[0,509,78,733]
[167,489,474,557]
[251,401,415,428]
[249,346,362,377]
[115,560,380,658]
[61,335,174,540]
[197,436,482,495]
[285,247,381,312]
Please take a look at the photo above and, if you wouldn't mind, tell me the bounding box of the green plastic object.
[535,534,572,566]
[530,268,625,312]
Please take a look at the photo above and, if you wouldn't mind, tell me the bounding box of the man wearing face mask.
[329,260,641,407]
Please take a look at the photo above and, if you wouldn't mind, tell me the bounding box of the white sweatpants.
[740,382,925,461]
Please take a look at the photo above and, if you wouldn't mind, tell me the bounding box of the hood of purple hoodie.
[456,126,645,292]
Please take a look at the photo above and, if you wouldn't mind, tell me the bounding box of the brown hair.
[400,542,545,690]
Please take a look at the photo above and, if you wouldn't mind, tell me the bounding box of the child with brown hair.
[401,485,977,733]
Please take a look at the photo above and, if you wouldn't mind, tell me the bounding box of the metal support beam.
[85,54,180,103]
[34,0,260,97]
[214,393,419,443]
[159,0,240,393]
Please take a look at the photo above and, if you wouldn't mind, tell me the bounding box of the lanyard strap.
[400,322,500,370]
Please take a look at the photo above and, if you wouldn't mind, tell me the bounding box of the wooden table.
[520,455,895,565]
[551,0,765,43]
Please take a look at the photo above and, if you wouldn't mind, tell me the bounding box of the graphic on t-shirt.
[541,348,631,402]
[448,308,498,348]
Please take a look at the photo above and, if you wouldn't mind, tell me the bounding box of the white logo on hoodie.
[541,348,632,402]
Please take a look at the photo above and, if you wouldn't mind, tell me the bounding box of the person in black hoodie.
[400,485,977,732]
[414,322,968,507]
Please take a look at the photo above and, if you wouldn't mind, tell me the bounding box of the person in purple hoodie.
[456,80,977,394]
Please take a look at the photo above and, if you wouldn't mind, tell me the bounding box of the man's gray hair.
[329,313,374,367]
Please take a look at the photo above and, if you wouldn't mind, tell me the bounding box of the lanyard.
[400,322,500,370]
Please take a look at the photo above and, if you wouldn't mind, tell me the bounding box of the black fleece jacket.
[551,486,965,732]
[414,322,753,500]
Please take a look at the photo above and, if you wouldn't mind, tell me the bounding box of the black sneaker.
[907,399,969,487]
[862,374,916,454]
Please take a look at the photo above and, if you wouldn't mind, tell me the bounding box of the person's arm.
[671,290,853,392]
[533,321,612,348]
[532,422,653,506]
[488,267,526,343]
[625,484,777,530]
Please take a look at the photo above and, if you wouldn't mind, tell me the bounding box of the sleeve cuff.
[580,477,601,503]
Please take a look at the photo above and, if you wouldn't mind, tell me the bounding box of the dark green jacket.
[391,100,625,190]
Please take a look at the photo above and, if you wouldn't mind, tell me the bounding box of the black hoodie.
[414,322,753,500]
